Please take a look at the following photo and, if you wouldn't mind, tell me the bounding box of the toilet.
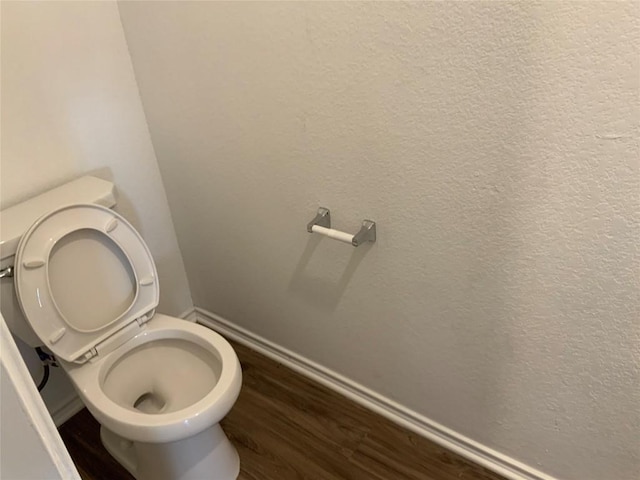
[0,177,242,480]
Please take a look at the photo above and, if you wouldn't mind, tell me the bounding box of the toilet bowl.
[10,200,242,480]
[64,314,241,444]
[63,314,242,480]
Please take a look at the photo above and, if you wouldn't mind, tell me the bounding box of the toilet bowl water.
[102,338,222,415]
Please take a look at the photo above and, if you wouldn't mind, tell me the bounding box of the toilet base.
[100,424,239,480]
[101,427,137,477]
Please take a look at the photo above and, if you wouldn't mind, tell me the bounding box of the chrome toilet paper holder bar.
[306,207,376,247]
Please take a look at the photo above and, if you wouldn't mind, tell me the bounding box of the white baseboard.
[52,395,85,427]
[178,307,198,323]
[189,306,555,480]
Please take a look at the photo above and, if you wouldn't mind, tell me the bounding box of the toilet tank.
[0,176,116,346]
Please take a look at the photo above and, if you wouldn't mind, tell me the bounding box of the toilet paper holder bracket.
[306,207,376,247]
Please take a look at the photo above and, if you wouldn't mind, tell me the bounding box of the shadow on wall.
[287,234,373,313]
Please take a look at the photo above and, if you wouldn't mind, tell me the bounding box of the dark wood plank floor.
[59,340,504,480]
[59,408,134,480]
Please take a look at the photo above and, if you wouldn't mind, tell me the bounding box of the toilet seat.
[63,314,242,443]
[14,204,159,363]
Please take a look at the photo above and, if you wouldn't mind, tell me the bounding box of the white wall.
[119,2,639,479]
[1,1,193,418]
[1,315,80,480]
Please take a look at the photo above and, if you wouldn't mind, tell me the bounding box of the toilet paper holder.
[306,207,376,247]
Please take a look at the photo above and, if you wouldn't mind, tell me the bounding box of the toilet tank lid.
[0,176,116,262]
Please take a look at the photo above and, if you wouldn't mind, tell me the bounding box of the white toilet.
[0,176,242,480]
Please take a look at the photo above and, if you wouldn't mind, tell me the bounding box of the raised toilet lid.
[14,204,159,363]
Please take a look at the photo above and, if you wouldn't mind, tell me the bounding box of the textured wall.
[119,2,639,479]
[1,1,193,415]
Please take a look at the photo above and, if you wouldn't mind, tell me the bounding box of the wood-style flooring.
[59,340,505,480]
